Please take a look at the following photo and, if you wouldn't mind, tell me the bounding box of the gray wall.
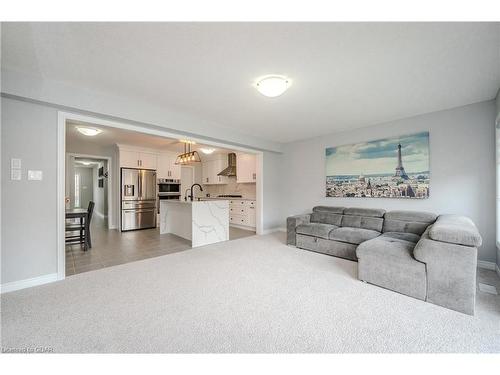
[1,97,58,283]
[282,101,497,262]
[1,96,284,285]
[262,151,284,230]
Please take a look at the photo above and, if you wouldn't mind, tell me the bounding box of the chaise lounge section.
[287,206,482,315]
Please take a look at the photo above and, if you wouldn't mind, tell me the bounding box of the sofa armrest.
[413,226,477,315]
[286,214,311,245]
[428,214,482,247]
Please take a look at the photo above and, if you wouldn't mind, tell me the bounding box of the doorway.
[58,112,265,280]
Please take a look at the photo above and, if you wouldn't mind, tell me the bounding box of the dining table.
[65,208,90,250]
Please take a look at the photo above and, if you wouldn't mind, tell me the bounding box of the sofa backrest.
[340,208,385,232]
[310,206,344,226]
[383,210,437,235]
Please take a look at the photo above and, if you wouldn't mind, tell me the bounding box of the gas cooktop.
[217,194,243,198]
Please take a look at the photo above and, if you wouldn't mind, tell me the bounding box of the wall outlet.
[28,170,43,181]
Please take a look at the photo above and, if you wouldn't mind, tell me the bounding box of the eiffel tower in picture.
[394,143,409,180]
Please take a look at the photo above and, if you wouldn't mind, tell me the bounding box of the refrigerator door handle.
[138,170,142,198]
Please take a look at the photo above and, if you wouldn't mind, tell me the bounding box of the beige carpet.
[1,233,499,353]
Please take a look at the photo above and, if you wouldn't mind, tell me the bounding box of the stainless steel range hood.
[217,153,237,177]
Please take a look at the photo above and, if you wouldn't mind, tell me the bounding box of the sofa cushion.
[312,206,345,214]
[310,211,343,226]
[329,227,380,245]
[296,223,338,239]
[356,236,426,300]
[429,214,482,247]
[383,210,436,236]
[381,232,421,244]
[384,210,437,223]
[341,215,384,232]
[344,207,385,218]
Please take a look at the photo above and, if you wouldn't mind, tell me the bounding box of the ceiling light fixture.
[255,75,290,97]
[175,140,202,165]
[77,127,102,136]
[200,148,215,155]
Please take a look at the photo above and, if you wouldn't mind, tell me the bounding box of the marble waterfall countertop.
[159,199,229,247]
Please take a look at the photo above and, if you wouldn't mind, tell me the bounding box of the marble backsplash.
[202,176,256,199]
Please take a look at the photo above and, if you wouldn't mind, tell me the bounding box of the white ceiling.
[3,22,500,143]
[66,121,235,155]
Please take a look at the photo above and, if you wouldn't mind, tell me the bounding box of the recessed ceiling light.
[200,148,215,155]
[255,75,291,97]
[77,127,102,136]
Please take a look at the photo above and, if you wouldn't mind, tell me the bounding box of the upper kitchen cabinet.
[157,152,181,180]
[236,153,257,183]
[202,154,229,185]
[118,146,157,170]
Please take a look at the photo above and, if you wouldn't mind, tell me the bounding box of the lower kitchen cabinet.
[229,199,256,229]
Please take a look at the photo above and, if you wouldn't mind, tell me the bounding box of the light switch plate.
[11,169,22,181]
[28,170,43,181]
[11,158,21,169]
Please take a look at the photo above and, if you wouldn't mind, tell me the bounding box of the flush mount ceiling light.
[76,127,102,136]
[255,75,291,97]
[200,148,215,155]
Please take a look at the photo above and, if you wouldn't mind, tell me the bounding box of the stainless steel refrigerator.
[121,168,157,231]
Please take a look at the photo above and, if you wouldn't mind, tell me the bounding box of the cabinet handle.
[253,173,256,180]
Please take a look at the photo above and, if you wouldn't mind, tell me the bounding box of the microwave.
[158,179,181,195]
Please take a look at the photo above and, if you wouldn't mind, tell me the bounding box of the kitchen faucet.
[190,183,203,201]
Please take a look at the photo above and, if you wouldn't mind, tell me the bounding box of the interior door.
[75,167,93,208]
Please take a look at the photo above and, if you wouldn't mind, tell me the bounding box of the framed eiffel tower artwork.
[325,132,430,198]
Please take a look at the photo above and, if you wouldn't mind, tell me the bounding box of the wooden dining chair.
[65,201,95,251]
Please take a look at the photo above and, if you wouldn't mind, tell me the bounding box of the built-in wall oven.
[157,179,181,212]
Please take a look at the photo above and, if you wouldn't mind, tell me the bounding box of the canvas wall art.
[325,132,430,199]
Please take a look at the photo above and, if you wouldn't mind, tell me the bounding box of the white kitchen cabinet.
[202,156,228,185]
[139,152,158,170]
[120,149,142,168]
[236,153,257,183]
[119,148,158,170]
[229,199,256,229]
[157,152,181,179]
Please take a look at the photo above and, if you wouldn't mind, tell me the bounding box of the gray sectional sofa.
[287,206,482,315]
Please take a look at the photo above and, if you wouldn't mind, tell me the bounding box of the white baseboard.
[261,227,286,235]
[477,260,496,270]
[1,273,59,294]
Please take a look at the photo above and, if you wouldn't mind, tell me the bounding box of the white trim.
[229,223,256,231]
[57,112,66,281]
[256,153,264,235]
[477,260,496,270]
[261,227,286,235]
[1,273,59,294]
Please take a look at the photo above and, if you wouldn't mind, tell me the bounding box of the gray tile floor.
[65,217,255,276]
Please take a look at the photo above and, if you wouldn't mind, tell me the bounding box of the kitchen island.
[159,200,229,247]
